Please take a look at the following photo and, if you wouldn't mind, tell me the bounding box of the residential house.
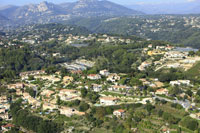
[147,50,165,56]
[107,73,120,82]
[41,90,55,98]
[63,76,73,85]
[3,103,10,110]
[43,103,58,110]
[154,81,164,88]
[1,124,14,132]
[113,109,126,118]
[170,80,191,86]
[148,44,153,48]
[7,83,24,89]
[75,111,85,116]
[0,112,10,120]
[59,89,77,96]
[100,69,110,77]
[0,96,7,103]
[155,88,169,95]
[16,89,23,96]
[23,93,31,99]
[59,107,76,117]
[0,108,6,114]
[20,70,45,80]
[70,70,82,75]
[165,51,188,59]
[87,74,101,80]
[27,97,41,108]
[156,46,166,50]
[165,45,174,50]
[59,89,78,101]
[140,79,151,86]
[91,84,102,92]
[100,97,119,105]
[34,75,60,83]
[50,98,57,105]
[108,85,131,92]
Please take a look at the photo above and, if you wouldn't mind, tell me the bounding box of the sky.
[0,0,198,6]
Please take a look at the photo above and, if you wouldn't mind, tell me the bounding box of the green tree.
[81,88,88,98]
[186,90,193,97]
[79,102,90,112]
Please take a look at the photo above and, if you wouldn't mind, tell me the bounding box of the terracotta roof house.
[107,73,120,82]
[100,97,119,105]
[113,109,126,118]
[87,74,101,80]
[155,88,169,95]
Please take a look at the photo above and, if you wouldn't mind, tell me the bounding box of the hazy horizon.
[0,0,198,6]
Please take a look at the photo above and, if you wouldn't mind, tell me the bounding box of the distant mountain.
[0,13,9,25]
[0,13,10,30]
[0,0,142,26]
[0,2,68,24]
[127,2,200,14]
[0,14,8,20]
[0,5,19,17]
[60,0,143,17]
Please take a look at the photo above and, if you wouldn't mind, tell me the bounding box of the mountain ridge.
[0,0,143,26]
[127,2,200,14]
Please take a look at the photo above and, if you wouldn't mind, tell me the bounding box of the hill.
[0,14,8,20]
[60,0,143,17]
[65,15,200,48]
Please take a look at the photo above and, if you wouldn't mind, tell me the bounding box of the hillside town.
[1,37,200,132]
[1,0,200,132]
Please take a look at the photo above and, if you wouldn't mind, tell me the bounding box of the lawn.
[101,91,125,97]
[185,61,200,78]
[155,103,186,119]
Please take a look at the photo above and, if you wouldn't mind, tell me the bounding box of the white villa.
[100,97,119,105]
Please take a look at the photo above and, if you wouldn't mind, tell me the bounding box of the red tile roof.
[115,109,125,113]
[2,124,15,128]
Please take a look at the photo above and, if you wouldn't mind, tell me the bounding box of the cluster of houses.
[97,34,132,44]
[63,34,134,45]
[86,70,121,83]
[165,51,188,59]
[170,80,191,86]
[0,96,10,121]
[100,97,119,106]
[1,59,199,132]
[8,82,84,118]
[20,70,46,80]
[139,78,164,88]
[146,44,173,56]
[142,44,200,71]
[58,89,80,101]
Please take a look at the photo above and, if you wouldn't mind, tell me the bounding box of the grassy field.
[155,103,186,118]
[185,61,200,78]
[101,91,125,97]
